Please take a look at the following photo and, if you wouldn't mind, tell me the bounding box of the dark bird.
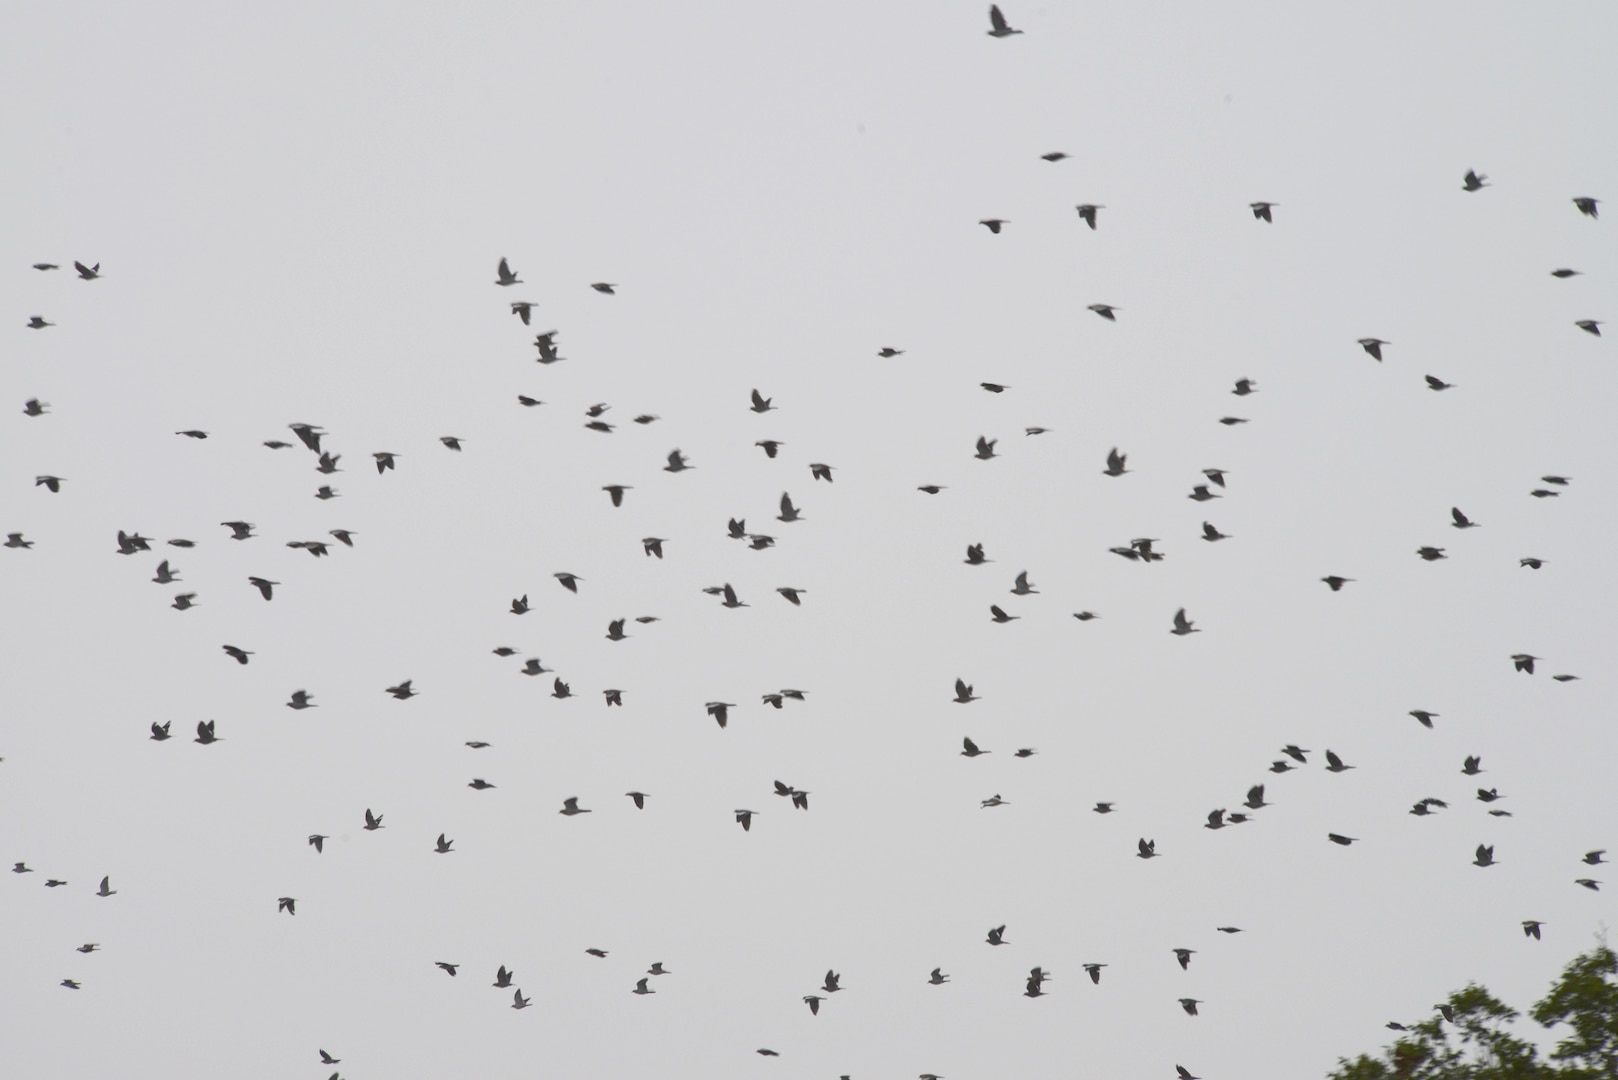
[1576,879,1602,891]
[560,797,591,816]
[756,440,782,458]
[510,301,535,324]
[363,809,384,831]
[1321,576,1353,591]
[495,258,521,286]
[27,316,53,329]
[440,436,463,451]
[435,962,458,976]
[1094,802,1115,814]
[373,452,398,474]
[735,809,756,830]
[520,658,550,676]
[1042,151,1069,162]
[171,592,197,611]
[823,969,844,993]
[248,576,277,601]
[1011,571,1038,595]
[316,452,341,474]
[1325,750,1354,773]
[1174,948,1196,970]
[150,721,172,741]
[986,925,1008,946]
[1282,745,1310,764]
[626,791,646,809]
[586,948,608,958]
[981,382,1009,393]
[1573,197,1600,218]
[1244,785,1269,810]
[1232,378,1257,396]
[1137,838,1159,859]
[1576,320,1602,336]
[1410,709,1439,728]
[533,331,563,364]
[1075,204,1102,229]
[1475,844,1497,867]
[97,876,117,897]
[1216,927,1243,934]
[918,484,946,494]
[320,1051,340,1065]
[708,702,735,728]
[1218,416,1249,426]
[5,533,34,549]
[1084,963,1107,983]
[222,521,255,540]
[61,980,81,990]
[1170,608,1199,636]
[1188,484,1220,502]
[989,605,1018,623]
[1523,921,1543,939]
[954,678,978,703]
[23,398,50,416]
[32,263,57,270]
[987,4,1022,37]
[1477,787,1504,803]
[777,587,805,605]
[552,678,572,699]
[606,619,628,641]
[809,462,833,482]
[930,967,951,984]
[1416,546,1447,561]
[1177,1067,1200,1080]
[641,537,664,559]
[176,430,208,440]
[719,583,747,608]
[664,449,693,472]
[511,990,531,1010]
[1426,375,1454,391]
[518,395,543,406]
[1180,998,1203,1016]
[750,388,775,413]
[980,794,1008,808]
[980,218,1007,233]
[1511,653,1538,674]
[603,484,631,507]
[778,493,802,522]
[1328,833,1358,846]
[1584,851,1608,865]
[314,486,338,501]
[632,978,655,995]
[1088,303,1118,321]
[1551,268,1582,278]
[1462,169,1489,192]
[962,737,990,758]
[468,779,495,790]
[590,282,617,294]
[385,680,416,700]
[1250,201,1276,222]
[74,261,101,280]
[878,347,904,357]
[308,834,326,852]
[964,543,989,565]
[511,594,529,614]
[1103,447,1129,476]
[1358,338,1389,361]
[975,435,998,460]
[289,423,324,452]
[1452,507,1479,529]
[222,645,252,665]
[278,897,297,914]
[555,572,582,593]
[434,833,453,854]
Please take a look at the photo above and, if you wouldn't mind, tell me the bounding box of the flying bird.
[1573,196,1599,218]
[364,809,384,830]
[1461,169,1489,191]
[278,897,297,914]
[1358,338,1389,361]
[987,4,1022,36]
[249,577,277,600]
[222,645,252,665]
[1321,576,1353,591]
[495,258,521,286]
[1250,201,1276,221]
[1075,204,1103,229]
[560,797,591,816]
[1171,609,1199,635]
[75,261,101,279]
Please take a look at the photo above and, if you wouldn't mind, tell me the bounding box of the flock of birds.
[8,8,1613,1079]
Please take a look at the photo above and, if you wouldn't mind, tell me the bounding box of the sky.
[4,2,1617,1077]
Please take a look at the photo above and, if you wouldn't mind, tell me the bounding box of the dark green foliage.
[1328,946,1617,1080]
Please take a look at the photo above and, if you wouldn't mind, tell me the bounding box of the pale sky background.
[4,2,1617,1078]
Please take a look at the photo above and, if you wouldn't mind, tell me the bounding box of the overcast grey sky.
[4,2,1616,1078]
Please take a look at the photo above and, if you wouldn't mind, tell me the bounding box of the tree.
[1328,945,1616,1079]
